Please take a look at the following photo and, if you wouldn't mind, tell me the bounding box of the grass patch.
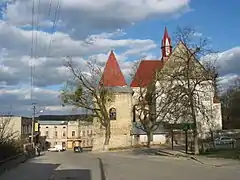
[200,149,240,160]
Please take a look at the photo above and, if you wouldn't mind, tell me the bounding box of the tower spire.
[161,27,172,62]
[100,50,127,87]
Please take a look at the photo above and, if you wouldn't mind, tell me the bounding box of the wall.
[92,92,133,151]
[40,124,67,147]
[0,116,22,139]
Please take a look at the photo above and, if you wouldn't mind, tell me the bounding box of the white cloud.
[0,0,238,116]
[3,0,191,38]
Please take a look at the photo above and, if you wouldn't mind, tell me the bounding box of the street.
[1,150,240,180]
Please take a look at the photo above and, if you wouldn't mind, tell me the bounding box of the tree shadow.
[131,147,160,156]
[0,161,92,180]
[54,169,92,180]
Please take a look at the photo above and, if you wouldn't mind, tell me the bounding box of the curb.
[155,150,205,164]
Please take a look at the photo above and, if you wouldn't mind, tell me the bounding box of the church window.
[109,107,117,120]
[132,105,136,122]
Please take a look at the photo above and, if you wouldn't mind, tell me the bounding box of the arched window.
[109,108,117,120]
[132,105,136,122]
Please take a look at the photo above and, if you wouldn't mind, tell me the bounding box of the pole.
[171,129,174,150]
[31,103,36,144]
[185,130,188,154]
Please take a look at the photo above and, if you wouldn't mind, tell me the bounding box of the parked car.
[214,136,236,145]
[74,146,83,153]
[48,145,66,152]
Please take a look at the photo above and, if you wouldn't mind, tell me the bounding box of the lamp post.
[31,105,44,144]
[31,103,36,144]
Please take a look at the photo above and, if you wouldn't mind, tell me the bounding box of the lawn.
[201,149,240,160]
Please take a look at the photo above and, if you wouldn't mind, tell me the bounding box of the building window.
[82,130,85,137]
[132,105,136,122]
[63,131,66,137]
[82,140,85,147]
[72,131,75,137]
[55,131,57,137]
[109,107,117,120]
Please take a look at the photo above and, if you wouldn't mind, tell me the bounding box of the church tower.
[161,27,172,62]
[92,50,133,151]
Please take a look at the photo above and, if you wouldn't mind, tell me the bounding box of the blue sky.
[125,0,239,53]
[0,0,239,115]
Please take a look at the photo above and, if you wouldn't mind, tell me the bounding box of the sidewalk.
[156,147,240,167]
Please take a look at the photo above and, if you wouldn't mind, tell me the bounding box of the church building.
[92,28,222,151]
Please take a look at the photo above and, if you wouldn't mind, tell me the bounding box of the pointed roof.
[130,60,164,87]
[100,50,127,87]
[161,27,171,47]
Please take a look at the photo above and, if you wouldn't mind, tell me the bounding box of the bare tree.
[131,61,181,148]
[221,77,240,129]
[61,57,115,151]
[158,27,219,154]
[0,115,19,143]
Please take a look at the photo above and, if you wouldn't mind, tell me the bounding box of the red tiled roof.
[130,60,164,87]
[100,51,127,87]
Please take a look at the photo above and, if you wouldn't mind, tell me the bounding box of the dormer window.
[109,107,117,120]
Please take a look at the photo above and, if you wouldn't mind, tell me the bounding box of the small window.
[82,130,85,137]
[132,105,136,122]
[72,131,75,137]
[109,107,117,120]
[63,131,66,137]
[55,131,57,137]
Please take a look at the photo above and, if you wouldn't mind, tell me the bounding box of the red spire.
[161,27,172,60]
[100,50,127,87]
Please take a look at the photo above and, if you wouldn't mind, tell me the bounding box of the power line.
[46,0,61,57]
[30,0,36,102]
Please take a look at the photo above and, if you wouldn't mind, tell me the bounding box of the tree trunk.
[147,131,153,148]
[189,94,199,155]
[103,122,111,151]
[210,129,216,149]
[193,128,199,155]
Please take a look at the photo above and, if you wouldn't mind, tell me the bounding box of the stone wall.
[92,92,132,151]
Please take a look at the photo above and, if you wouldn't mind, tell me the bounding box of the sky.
[0,0,239,116]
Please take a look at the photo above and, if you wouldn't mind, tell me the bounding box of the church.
[91,28,222,151]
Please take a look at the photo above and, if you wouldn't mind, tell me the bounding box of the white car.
[214,136,236,145]
[48,145,66,152]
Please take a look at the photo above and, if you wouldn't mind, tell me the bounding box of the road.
[1,150,240,180]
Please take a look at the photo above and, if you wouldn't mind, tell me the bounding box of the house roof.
[100,51,127,87]
[38,114,93,121]
[130,60,164,87]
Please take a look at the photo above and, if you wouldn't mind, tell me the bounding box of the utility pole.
[31,103,36,144]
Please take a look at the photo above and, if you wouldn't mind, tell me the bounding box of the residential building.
[38,115,93,149]
[39,120,68,147]
[0,116,34,141]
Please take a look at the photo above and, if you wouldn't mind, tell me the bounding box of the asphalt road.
[1,150,240,180]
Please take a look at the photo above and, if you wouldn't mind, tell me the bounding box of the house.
[38,114,93,149]
[0,116,35,141]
